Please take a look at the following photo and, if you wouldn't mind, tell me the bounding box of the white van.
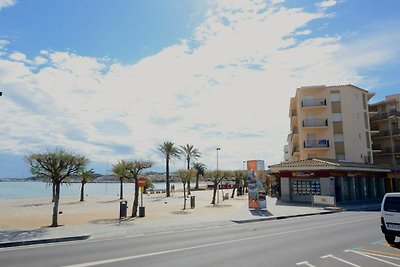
[381,192,400,244]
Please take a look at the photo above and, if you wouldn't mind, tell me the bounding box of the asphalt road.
[1,211,399,267]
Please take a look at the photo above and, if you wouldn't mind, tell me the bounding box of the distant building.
[369,94,400,192]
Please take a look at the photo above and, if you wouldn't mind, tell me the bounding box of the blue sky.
[0,0,400,178]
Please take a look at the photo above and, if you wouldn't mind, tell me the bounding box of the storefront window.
[292,180,321,195]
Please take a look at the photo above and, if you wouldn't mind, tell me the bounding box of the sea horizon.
[0,181,184,200]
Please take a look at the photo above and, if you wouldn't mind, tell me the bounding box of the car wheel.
[385,234,396,244]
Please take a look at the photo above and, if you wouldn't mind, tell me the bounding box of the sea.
[0,181,183,200]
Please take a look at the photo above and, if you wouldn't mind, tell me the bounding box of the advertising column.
[247,160,267,209]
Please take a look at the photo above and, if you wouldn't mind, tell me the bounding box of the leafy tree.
[231,170,246,198]
[180,144,201,195]
[193,162,207,189]
[26,148,88,227]
[144,178,154,194]
[125,160,152,217]
[79,168,95,202]
[158,141,181,197]
[177,169,196,210]
[112,160,130,200]
[207,170,230,205]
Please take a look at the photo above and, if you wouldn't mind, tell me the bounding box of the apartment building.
[369,94,400,192]
[287,84,374,163]
[271,85,389,203]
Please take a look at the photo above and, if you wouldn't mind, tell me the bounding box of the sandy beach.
[0,189,248,229]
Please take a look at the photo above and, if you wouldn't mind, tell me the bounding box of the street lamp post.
[242,160,246,171]
[216,147,221,203]
[388,115,397,190]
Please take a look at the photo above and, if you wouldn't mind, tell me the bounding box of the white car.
[381,192,400,244]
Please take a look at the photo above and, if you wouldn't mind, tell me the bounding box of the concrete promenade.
[0,189,380,247]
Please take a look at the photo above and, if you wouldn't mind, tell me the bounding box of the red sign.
[138,177,146,187]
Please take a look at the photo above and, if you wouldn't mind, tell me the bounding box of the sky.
[0,0,400,178]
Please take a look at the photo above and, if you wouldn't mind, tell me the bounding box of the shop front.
[269,159,389,204]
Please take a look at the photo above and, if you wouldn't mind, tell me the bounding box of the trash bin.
[190,196,195,209]
[139,206,145,217]
[120,201,127,219]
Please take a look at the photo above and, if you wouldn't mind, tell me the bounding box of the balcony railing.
[304,139,330,148]
[291,110,297,117]
[292,127,298,134]
[303,119,328,127]
[301,98,327,107]
[373,128,400,138]
[370,110,400,121]
[374,146,400,154]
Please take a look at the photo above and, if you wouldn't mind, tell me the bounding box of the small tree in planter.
[177,169,196,210]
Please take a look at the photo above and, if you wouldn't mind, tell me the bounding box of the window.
[332,113,342,122]
[384,197,400,212]
[334,133,344,142]
[331,92,341,102]
[292,180,321,196]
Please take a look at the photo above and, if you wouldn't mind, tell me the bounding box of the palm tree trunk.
[195,174,199,190]
[52,183,56,202]
[132,178,139,217]
[211,183,217,205]
[183,182,187,210]
[186,159,191,195]
[231,180,239,198]
[51,182,60,227]
[80,182,85,201]
[120,179,123,199]
[166,157,170,197]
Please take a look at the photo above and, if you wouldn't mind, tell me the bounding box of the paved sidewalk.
[0,196,381,248]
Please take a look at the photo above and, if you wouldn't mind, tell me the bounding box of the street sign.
[138,177,146,187]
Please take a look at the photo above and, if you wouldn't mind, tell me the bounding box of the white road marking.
[321,254,361,267]
[356,251,400,261]
[346,250,400,267]
[296,261,317,267]
[0,214,376,254]
[59,216,377,267]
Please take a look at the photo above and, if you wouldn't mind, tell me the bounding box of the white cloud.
[316,0,337,9]
[0,0,16,10]
[9,52,27,62]
[0,0,399,174]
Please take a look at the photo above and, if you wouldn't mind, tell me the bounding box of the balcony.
[304,139,330,149]
[374,146,400,155]
[370,110,400,121]
[303,119,328,128]
[301,98,327,108]
[290,109,297,117]
[373,128,400,138]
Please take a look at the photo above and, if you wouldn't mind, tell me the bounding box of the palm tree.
[26,148,88,227]
[125,160,152,217]
[207,170,230,205]
[112,160,130,200]
[193,162,207,189]
[231,170,246,198]
[180,144,201,195]
[158,141,181,197]
[79,168,95,201]
[177,169,196,210]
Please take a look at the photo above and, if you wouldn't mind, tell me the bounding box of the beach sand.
[0,189,247,229]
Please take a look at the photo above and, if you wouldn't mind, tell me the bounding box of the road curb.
[231,210,341,224]
[0,235,91,248]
